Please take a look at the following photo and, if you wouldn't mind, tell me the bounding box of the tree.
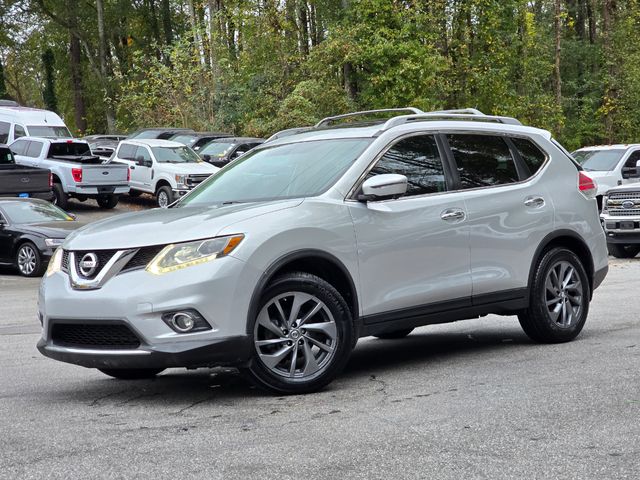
[41,49,57,111]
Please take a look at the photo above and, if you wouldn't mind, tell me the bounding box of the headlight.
[602,195,608,213]
[46,247,63,277]
[146,234,244,275]
[45,238,64,248]
[175,174,187,185]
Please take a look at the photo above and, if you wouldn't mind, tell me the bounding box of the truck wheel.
[156,186,173,208]
[607,243,640,259]
[244,272,354,394]
[518,247,589,343]
[52,183,68,209]
[15,242,43,277]
[97,195,119,209]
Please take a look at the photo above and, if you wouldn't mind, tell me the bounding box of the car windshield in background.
[151,146,202,163]
[171,135,198,146]
[199,142,235,157]
[1,201,73,224]
[0,148,15,164]
[572,149,625,171]
[48,142,91,157]
[179,138,372,205]
[27,126,72,138]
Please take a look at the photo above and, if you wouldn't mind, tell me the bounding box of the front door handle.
[441,208,466,222]
[524,196,545,208]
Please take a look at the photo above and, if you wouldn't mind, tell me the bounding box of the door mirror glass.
[360,174,408,201]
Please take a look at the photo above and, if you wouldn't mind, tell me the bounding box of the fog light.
[161,309,211,334]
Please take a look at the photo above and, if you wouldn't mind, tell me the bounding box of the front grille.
[608,192,640,200]
[186,174,212,188]
[121,245,166,272]
[61,244,167,279]
[607,209,640,216]
[51,323,140,349]
[73,249,119,279]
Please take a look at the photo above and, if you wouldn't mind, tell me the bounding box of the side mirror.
[359,174,408,201]
[137,158,152,167]
[622,164,640,179]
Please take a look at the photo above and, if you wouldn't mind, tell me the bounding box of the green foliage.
[41,48,57,112]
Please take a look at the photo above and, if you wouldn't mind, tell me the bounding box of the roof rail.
[380,112,522,131]
[315,108,424,128]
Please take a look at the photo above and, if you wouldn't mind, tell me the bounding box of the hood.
[64,199,303,250]
[17,221,84,239]
[159,162,218,175]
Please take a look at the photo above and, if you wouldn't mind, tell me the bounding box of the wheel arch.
[154,178,172,194]
[528,230,595,295]
[13,236,42,260]
[247,249,360,335]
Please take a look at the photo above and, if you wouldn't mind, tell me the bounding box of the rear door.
[348,133,472,322]
[442,133,554,301]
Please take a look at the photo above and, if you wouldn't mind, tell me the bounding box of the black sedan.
[0,198,82,277]
[198,137,265,167]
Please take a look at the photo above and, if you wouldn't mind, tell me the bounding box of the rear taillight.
[578,171,597,199]
[48,172,53,188]
[127,167,131,182]
[71,168,82,183]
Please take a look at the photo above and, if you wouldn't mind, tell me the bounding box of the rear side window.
[14,125,26,139]
[26,141,43,158]
[10,139,29,156]
[0,121,9,143]
[511,137,547,176]
[48,142,91,157]
[118,143,137,160]
[447,134,518,189]
[367,135,447,196]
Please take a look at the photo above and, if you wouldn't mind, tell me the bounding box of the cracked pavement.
[0,254,639,479]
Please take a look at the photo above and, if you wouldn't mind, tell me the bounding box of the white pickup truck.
[572,144,640,209]
[10,137,129,209]
[112,139,218,207]
[600,183,640,258]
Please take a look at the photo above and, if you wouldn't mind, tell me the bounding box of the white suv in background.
[112,139,218,207]
[38,108,608,394]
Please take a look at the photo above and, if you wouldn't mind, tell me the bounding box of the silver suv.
[37,108,609,394]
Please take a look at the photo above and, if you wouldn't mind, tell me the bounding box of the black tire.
[518,247,590,343]
[52,183,68,209]
[374,328,414,340]
[15,241,43,277]
[156,186,173,208]
[96,194,119,209]
[98,368,164,380]
[607,243,640,259]
[128,190,143,198]
[243,272,354,395]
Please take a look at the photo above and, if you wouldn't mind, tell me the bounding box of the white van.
[0,106,72,144]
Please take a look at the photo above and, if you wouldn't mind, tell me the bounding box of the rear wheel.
[374,328,414,339]
[244,272,354,394]
[607,243,640,259]
[518,247,590,343]
[15,242,43,277]
[96,194,119,209]
[98,368,164,380]
[52,183,68,209]
[156,186,173,208]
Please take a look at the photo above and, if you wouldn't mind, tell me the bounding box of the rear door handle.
[524,196,545,208]
[441,208,466,222]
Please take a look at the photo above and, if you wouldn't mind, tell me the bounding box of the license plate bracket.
[18,193,29,198]
[97,186,116,194]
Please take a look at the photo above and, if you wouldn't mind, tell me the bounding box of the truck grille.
[606,192,640,216]
[186,174,212,188]
[51,323,140,349]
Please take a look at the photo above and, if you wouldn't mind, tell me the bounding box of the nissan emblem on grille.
[79,253,99,277]
[622,200,635,209]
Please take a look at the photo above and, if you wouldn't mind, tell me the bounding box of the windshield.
[0,148,15,164]
[1,201,73,224]
[179,138,372,205]
[151,146,202,163]
[199,142,235,157]
[27,125,72,138]
[171,134,197,146]
[572,149,625,171]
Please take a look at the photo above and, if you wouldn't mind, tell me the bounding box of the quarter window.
[447,134,519,189]
[367,135,447,196]
[511,137,547,176]
[0,121,9,144]
[14,125,26,139]
[10,139,29,156]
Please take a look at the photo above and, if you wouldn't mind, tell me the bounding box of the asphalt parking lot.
[0,198,638,479]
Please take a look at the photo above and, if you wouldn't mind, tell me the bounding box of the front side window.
[447,134,519,189]
[26,141,43,158]
[367,135,447,196]
[14,125,26,139]
[135,146,151,161]
[151,146,202,163]
[180,138,372,205]
[572,149,624,172]
[0,121,9,143]
[27,125,72,138]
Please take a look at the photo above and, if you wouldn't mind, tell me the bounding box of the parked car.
[0,105,72,144]
[112,139,218,207]
[81,134,128,161]
[37,108,608,394]
[0,144,53,200]
[0,198,82,276]
[572,144,640,209]
[127,128,195,140]
[199,137,265,167]
[600,183,640,258]
[168,132,232,152]
[10,137,130,209]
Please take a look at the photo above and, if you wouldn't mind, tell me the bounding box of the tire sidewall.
[52,183,68,209]
[16,242,42,277]
[157,187,172,208]
[246,273,354,394]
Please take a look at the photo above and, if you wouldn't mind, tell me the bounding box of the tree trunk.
[341,0,356,99]
[297,1,309,55]
[553,0,562,108]
[187,0,206,64]
[96,0,115,133]
[587,0,597,44]
[69,32,87,134]
[603,0,617,142]
[161,0,173,45]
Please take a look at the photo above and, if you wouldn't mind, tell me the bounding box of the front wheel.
[156,186,173,208]
[96,194,119,209]
[607,243,640,259]
[98,368,164,379]
[518,247,590,343]
[16,242,43,277]
[244,272,354,394]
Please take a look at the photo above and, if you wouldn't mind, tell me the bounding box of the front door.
[348,134,471,322]
[132,146,154,190]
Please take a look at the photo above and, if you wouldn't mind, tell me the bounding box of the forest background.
[0,1,635,150]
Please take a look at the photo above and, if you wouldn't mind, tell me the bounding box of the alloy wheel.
[254,291,338,380]
[158,191,169,208]
[544,260,584,328]
[18,245,37,276]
